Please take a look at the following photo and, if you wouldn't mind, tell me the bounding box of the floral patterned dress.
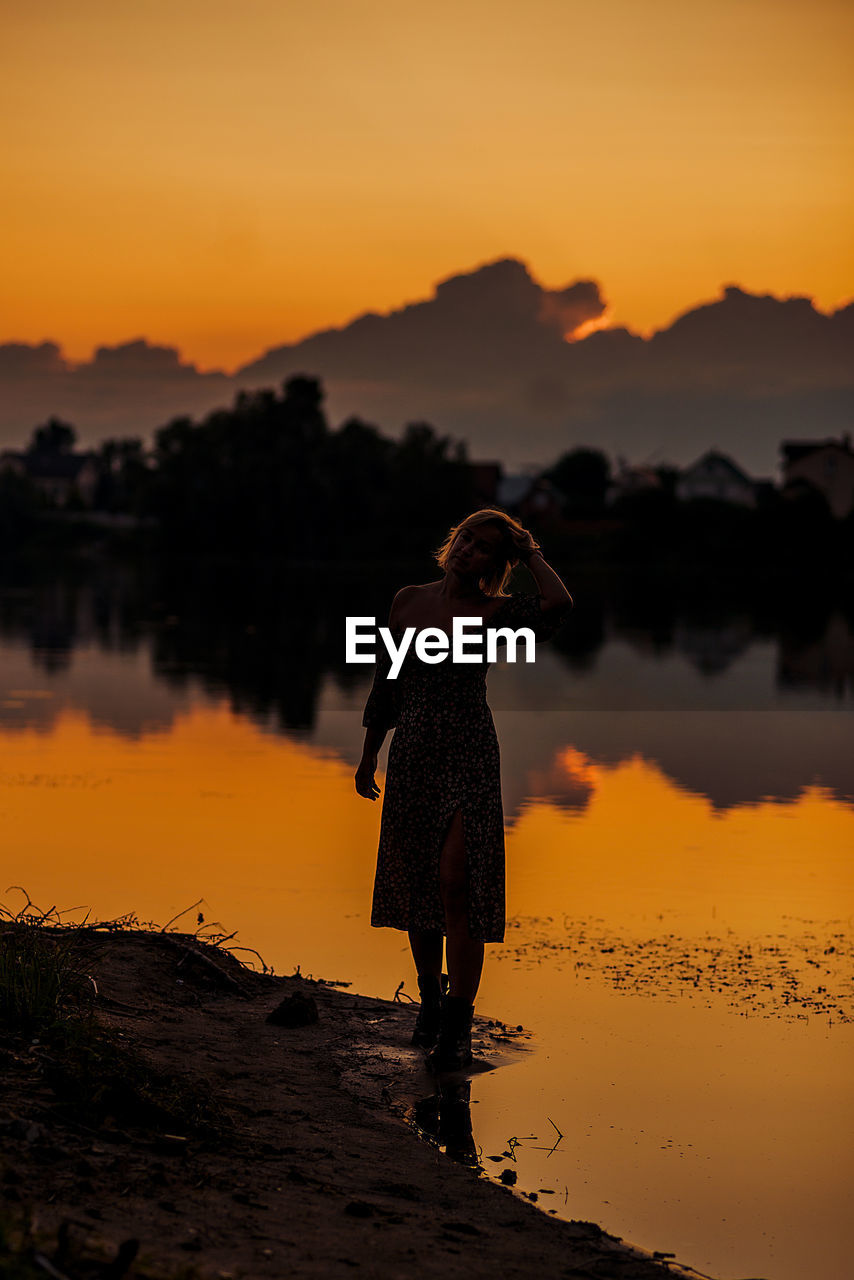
[362,592,569,943]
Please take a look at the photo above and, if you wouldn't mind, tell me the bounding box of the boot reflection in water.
[426,993,474,1073]
[412,1079,478,1168]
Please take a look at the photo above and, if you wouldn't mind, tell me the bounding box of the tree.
[0,469,40,540]
[94,437,147,511]
[28,417,77,455]
[546,447,611,513]
[139,377,474,557]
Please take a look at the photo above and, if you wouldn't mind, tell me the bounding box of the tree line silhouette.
[2,375,851,575]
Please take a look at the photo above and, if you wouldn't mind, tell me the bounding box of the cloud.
[241,259,606,388]
[0,261,851,469]
[0,341,68,378]
[538,280,605,337]
[237,261,853,469]
[0,339,230,448]
[80,339,211,380]
[645,286,854,391]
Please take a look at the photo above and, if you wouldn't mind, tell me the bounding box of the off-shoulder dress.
[361,592,568,944]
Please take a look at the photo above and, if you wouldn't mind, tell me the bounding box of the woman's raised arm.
[521,547,573,613]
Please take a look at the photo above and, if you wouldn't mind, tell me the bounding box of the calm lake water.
[2,559,852,1280]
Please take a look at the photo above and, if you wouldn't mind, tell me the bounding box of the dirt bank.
[0,928,712,1278]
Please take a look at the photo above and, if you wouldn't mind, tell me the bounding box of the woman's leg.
[439,809,484,1004]
[408,929,445,1049]
[408,928,443,978]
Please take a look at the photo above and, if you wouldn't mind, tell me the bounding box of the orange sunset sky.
[2,0,853,372]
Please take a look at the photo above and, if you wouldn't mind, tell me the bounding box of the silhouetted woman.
[355,509,572,1071]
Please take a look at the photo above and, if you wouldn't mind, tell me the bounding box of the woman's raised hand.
[511,526,541,563]
[355,753,380,801]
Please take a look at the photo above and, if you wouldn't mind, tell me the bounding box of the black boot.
[411,972,449,1049]
[426,995,474,1072]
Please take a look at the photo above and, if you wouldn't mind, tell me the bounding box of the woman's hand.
[355,753,380,800]
[511,526,541,563]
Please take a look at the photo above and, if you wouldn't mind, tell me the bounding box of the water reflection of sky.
[4,624,850,817]
[320,641,854,815]
[0,640,194,737]
[3,701,852,1280]
[2,584,854,1280]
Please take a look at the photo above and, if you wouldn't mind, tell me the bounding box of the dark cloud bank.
[3,258,852,472]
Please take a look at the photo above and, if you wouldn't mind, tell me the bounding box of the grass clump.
[0,891,229,1142]
[0,892,94,1037]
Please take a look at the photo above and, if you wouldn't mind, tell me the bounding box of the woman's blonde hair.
[435,508,538,597]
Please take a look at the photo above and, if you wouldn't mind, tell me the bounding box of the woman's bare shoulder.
[392,582,438,604]
[389,582,439,624]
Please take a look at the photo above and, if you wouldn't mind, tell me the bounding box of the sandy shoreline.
[0,929,715,1278]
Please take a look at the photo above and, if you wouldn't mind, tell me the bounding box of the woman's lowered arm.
[355,589,413,800]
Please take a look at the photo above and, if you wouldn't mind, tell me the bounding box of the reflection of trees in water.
[0,557,435,735]
[3,560,850,812]
[0,559,150,669]
[554,569,854,690]
[673,617,755,677]
[778,612,854,700]
[145,558,423,734]
[2,578,81,676]
[0,559,852,735]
